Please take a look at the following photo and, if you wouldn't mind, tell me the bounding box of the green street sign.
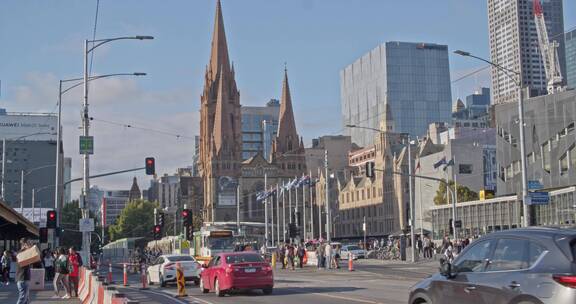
[79,136,94,155]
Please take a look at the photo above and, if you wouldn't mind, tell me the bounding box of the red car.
[199,252,274,297]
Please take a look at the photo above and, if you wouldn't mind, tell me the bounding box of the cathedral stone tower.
[199,0,242,222]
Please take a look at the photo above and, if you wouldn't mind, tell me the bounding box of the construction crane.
[533,0,564,94]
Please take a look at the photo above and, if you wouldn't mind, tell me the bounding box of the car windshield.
[226,254,264,264]
[167,256,194,262]
[347,246,361,251]
[209,237,235,250]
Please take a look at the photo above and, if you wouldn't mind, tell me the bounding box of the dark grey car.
[409,227,576,304]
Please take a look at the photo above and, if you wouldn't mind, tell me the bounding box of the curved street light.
[454,49,530,227]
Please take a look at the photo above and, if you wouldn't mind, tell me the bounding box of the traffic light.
[186,226,194,241]
[182,209,192,227]
[145,157,155,175]
[153,225,162,240]
[46,210,57,228]
[39,228,48,243]
[157,212,165,227]
[365,161,375,178]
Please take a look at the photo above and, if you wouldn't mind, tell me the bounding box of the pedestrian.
[317,243,325,269]
[53,248,70,299]
[324,242,332,270]
[332,245,341,269]
[68,247,80,298]
[278,245,285,269]
[15,238,31,304]
[43,250,54,281]
[297,243,305,269]
[287,244,295,270]
[1,250,11,286]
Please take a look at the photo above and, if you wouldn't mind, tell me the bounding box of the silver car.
[409,227,576,304]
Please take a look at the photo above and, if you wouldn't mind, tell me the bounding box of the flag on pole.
[443,159,455,171]
[433,157,447,169]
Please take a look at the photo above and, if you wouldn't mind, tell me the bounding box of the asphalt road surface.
[105,259,438,304]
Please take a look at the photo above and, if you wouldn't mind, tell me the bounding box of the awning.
[0,201,39,238]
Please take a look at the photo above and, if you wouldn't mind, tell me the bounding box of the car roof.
[486,227,576,239]
[162,254,195,259]
[218,252,261,257]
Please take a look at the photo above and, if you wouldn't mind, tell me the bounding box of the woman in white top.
[43,251,54,281]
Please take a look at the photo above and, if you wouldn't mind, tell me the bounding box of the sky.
[1,0,575,198]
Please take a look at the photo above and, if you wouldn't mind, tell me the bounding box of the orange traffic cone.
[348,254,354,271]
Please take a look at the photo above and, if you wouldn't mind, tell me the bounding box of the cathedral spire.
[213,66,231,154]
[209,0,230,81]
[275,67,299,153]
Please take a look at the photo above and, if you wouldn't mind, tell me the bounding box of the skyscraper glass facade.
[566,29,576,90]
[241,99,280,160]
[341,42,452,146]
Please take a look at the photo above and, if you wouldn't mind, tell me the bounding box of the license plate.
[244,268,256,273]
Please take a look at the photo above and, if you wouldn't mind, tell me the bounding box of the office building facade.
[341,41,452,146]
[566,28,576,89]
[0,111,61,210]
[241,99,280,160]
[488,0,566,104]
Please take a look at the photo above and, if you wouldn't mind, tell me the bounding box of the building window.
[560,152,569,175]
[459,164,473,174]
[346,193,350,203]
[367,188,371,199]
[542,141,551,172]
[362,190,365,200]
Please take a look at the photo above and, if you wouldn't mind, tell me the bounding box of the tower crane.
[533,0,564,94]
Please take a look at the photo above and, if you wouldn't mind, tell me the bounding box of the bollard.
[271,252,276,269]
[348,253,354,271]
[108,263,113,284]
[174,262,187,298]
[123,263,129,287]
[139,264,149,290]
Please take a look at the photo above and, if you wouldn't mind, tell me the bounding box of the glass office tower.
[341,41,452,146]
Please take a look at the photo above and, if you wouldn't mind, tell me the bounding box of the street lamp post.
[454,50,530,227]
[80,35,152,262]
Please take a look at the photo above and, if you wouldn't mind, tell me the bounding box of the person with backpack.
[68,247,81,298]
[53,248,70,299]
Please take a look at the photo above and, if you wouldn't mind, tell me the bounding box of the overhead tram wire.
[89,116,195,141]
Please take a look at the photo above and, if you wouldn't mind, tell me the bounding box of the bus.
[191,227,235,262]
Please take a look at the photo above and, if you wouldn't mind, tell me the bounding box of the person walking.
[43,250,54,281]
[297,243,305,269]
[53,248,70,299]
[332,245,341,269]
[1,250,11,286]
[324,242,332,270]
[68,247,80,298]
[287,244,295,270]
[15,238,31,304]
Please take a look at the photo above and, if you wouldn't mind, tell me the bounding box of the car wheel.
[215,278,225,297]
[160,275,166,287]
[199,277,209,293]
[262,287,273,295]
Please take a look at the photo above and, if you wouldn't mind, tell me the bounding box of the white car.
[147,255,201,287]
[340,245,366,260]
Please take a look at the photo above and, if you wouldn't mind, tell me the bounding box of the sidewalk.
[0,282,80,304]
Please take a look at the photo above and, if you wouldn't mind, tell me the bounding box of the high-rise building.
[0,111,61,210]
[488,0,566,104]
[566,28,576,89]
[341,42,452,146]
[241,99,280,160]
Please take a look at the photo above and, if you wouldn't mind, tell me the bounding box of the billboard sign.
[0,114,57,141]
[217,176,238,206]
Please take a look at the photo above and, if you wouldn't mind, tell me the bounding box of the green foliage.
[108,200,156,241]
[59,200,103,253]
[433,180,479,205]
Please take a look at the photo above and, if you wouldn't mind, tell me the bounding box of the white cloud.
[1,72,200,198]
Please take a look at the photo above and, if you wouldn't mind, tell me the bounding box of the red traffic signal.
[145,157,155,175]
[46,210,57,228]
[181,210,189,217]
[182,209,192,227]
[154,226,161,233]
[153,224,162,240]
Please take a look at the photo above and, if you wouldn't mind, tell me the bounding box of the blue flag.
[433,157,447,169]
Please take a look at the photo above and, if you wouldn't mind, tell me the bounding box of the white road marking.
[282,287,385,304]
[124,286,216,304]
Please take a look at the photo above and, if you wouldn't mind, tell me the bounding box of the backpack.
[58,257,69,274]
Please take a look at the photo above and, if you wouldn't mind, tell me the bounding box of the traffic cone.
[348,254,354,271]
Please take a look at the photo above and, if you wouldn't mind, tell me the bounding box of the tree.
[59,200,103,253]
[108,200,156,241]
[433,180,479,205]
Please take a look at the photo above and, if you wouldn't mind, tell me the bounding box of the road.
[103,259,438,304]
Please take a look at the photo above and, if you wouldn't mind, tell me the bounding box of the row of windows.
[340,187,384,203]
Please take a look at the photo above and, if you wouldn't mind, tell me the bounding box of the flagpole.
[452,157,458,241]
[295,176,299,242]
[264,173,269,247]
[271,185,275,247]
[276,183,280,246]
[303,174,307,241]
[283,180,287,243]
[318,167,322,240]
[309,170,314,240]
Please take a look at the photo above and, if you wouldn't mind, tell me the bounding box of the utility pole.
[264,173,268,247]
[408,136,415,263]
[55,80,63,247]
[318,168,322,240]
[325,150,330,242]
[81,39,91,264]
[236,182,240,235]
[517,86,530,227]
[1,139,5,200]
[20,170,24,213]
